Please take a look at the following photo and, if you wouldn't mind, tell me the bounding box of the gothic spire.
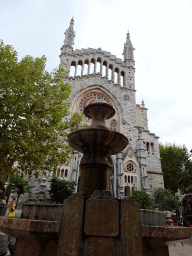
[64,17,75,49]
[123,31,134,62]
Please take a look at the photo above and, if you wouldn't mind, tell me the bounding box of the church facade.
[55,18,164,199]
[26,19,164,203]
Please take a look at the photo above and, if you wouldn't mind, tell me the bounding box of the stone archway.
[70,88,121,131]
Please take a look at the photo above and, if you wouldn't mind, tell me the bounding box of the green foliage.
[7,172,31,207]
[153,188,182,212]
[129,190,155,209]
[49,175,77,203]
[0,40,83,177]
[159,143,192,193]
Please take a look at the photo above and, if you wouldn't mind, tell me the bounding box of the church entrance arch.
[70,87,121,132]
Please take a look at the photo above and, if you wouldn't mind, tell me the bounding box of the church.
[28,19,164,202]
[55,18,164,198]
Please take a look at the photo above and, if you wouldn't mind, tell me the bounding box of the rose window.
[124,161,137,173]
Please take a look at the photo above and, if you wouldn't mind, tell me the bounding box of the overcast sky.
[1,0,192,151]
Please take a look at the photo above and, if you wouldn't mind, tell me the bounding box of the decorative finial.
[141,100,145,108]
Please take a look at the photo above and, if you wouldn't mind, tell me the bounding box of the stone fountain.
[0,100,192,256]
[68,100,128,195]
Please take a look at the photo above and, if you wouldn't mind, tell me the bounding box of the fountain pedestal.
[57,191,143,256]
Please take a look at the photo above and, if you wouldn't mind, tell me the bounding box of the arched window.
[90,58,95,74]
[65,169,68,177]
[114,68,119,84]
[103,61,107,77]
[70,61,76,77]
[146,142,149,151]
[77,60,83,76]
[124,175,127,183]
[121,71,125,86]
[97,57,101,74]
[131,176,133,183]
[84,59,89,75]
[109,64,113,80]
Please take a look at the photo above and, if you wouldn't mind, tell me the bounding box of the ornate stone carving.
[124,94,129,100]
[79,92,110,112]
[128,151,133,158]
[110,119,117,131]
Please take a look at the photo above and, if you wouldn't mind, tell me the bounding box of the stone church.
[28,18,164,202]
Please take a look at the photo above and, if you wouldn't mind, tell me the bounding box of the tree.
[159,143,192,193]
[0,40,83,177]
[49,175,77,203]
[153,188,182,212]
[129,190,155,209]
[7,172,31,207]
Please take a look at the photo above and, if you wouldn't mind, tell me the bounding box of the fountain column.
[68,100,128,196]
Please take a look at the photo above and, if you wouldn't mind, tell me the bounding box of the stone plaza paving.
[168,237,192,256]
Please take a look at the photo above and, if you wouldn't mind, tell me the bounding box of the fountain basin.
[68,128,128,164]
[68,128,128,195]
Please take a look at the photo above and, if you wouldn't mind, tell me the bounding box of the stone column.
[81,63,84,76]
[100,61,103,75]
[74,65,77,76]
[88,62,90,75]
[117,153,124,198]
[118,71,121,84]
[94,61,97,74]
[123,74,125,86]
[106,64,109,78]
[112,68,114,82]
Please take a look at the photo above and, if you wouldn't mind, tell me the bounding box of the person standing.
[7,197,16,217]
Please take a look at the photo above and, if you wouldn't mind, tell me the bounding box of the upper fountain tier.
[68,100,128,156]
[84,99,115,129]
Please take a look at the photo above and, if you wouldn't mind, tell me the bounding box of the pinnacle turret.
[63,17,75,49]
[123,31,134,63]
[141,100,145,108]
